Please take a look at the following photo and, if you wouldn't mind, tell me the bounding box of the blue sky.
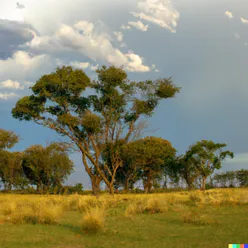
[0,0,248,188]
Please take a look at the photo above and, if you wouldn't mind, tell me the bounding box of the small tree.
[185,140,234,190]
[0,129,23,190]
[169,155,201,190]
[236,169,248,187]
[122,137,176,193]
[22,142,74,192]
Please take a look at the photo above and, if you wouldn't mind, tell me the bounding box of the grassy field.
[0,188,247,248]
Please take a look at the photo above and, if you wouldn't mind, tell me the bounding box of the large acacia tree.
[12,65,180,194]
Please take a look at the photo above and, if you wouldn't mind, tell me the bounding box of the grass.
[0,188,247,248]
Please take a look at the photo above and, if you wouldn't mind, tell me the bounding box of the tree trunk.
[124,178,130,192]
[7,182,12,191]
[144,171,153,193]
[109,184,114,195]
[201,176,207,191]
[91,176,101,196]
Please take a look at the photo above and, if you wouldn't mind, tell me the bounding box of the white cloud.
[70,61,90,69]
[120,25,131,30]
[225,11,233,19]
[240,17,248,24]
[90,64,99,71]
[128,20,148,31]
[124,53,150,72]
[0,79,24,90]
[0,92,18,100]
[114,31,124,42]
[0,51,51,79]
[0,50,58,96]
[22,21,151,72]
[130,0,180,33]
[245,42,248,47]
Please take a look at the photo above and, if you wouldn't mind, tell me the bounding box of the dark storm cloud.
[0,19,33,59]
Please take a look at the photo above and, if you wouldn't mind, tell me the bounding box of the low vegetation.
[0,188,247,247]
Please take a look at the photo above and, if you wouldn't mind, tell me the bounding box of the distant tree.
[0,129,24,190]
[0,151,24,190]
[236,169,248,187]
[12,65,180,194]
[185,140,234,190]
[122,137,176,193]
[168,155,201,190]
[0,129,19,150]
[22,142,74,192]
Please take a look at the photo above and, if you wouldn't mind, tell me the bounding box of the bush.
[189,190,205,205]
[181,211,215,225]
[81,208,105,233]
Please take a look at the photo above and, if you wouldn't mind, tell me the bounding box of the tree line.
[0,129,73,192]
[0,65,244,194]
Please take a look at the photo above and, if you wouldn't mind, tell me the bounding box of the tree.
[0,129,19,150]
[0,129,23,190]
[236,169,248,187]
[22,142,74,192]
[0,151,25,190]
[167,155,201,190]
[185,140,234,190]
[122,137,176,193]
[12,65,180,194]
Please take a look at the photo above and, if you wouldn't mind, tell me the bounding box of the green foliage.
[0,129,19,150]
[184,140,234,190]
[236,169,248,187]
[12,65,180,195]
[22,142,74,192]
[122,137,176,192]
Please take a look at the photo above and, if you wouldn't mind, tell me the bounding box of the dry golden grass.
[180,210,216,225]
[81,207,105,233]
[0,188,247,227]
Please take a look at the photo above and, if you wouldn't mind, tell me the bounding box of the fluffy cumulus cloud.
[128,21,148,31]
[22,21,150,72]
[0,79,24,90]
[70,61,90,69]
[114,31,124,42]
[0,92,18,100]
[0,51,51,79]
[240,17,248,24]
[225,11,233,19]
[0,50,58,102]
[130,0,180,33]
[120,25,131,30]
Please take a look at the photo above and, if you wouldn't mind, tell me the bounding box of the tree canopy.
[22,142,74,192]
[12,65,180,194]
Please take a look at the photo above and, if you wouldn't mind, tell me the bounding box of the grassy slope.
[0,192,247,248]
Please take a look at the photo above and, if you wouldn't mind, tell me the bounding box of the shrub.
[81,208,105,233]
[144,198,169,213]
[181,211,215,225]
[1,202,17,216]
[125,202,145,216]
[189,191,205,205]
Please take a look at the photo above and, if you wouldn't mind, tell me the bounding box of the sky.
[0,0,248,188]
